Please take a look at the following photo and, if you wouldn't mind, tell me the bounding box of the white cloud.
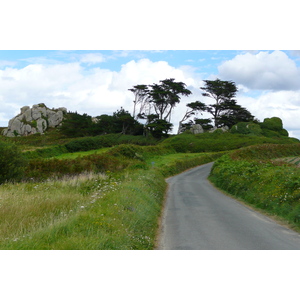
[0,60,16,68]
[0,58,202,133]
[237,90,300,139]
[218,51,300,91]
[79,53,106,65]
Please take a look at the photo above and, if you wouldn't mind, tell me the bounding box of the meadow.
[1,129,300,249]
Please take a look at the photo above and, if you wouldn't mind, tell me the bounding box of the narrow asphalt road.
[157,162,300,250]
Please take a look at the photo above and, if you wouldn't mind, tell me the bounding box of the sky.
[1,49,300,138]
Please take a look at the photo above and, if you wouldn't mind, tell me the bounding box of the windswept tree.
[177,101,207,134]
[217,101,254,128]
[200,78,253,128]
[148,78,192,122]
[200,78,238,127]
[128,84,150,120]
[129,78,192,137]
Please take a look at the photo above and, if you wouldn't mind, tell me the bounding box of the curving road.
[157,162,300,250]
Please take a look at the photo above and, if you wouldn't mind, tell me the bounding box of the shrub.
[0,140,27,184]
[261,117,283,132]
[23,145,69,159]
[231,122,262,136]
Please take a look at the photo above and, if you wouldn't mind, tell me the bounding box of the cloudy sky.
[1,50,300,138]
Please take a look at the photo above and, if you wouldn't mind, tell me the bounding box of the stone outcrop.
[190,124,204,134]
[2,103,67,137]
[209,126,229,133]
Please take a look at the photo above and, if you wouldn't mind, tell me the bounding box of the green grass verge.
[209,144,300,231]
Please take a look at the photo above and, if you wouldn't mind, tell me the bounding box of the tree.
[128,84,150,120]
[92,114,116,135]
[217,100,254,128]
[148,78,192,122]
[145,114,173,138]
[129,78,192,137]
[177,101,206,134]
[93,108,143,135]
[112,107,142,135]
[59,112,94,137]
[200,78,238,127]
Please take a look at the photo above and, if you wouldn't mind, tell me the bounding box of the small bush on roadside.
[23,145,69,159]
[0,140,27,184]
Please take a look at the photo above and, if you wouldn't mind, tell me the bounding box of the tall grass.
[0,172,106,242]
[0,152,224,249]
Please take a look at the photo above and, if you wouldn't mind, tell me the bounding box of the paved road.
[157,162,300,250]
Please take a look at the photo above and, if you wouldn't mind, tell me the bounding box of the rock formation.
[2,103,67,137]
[190,124,204,134]
[209,126,229,133]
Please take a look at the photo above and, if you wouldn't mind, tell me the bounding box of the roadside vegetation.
[209,144,300,231]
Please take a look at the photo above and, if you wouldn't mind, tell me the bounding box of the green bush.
[231,122,262,136]
[0,140,27,184]
[261,117,283,132]
[23,145,69,159]
[280,129,289,137]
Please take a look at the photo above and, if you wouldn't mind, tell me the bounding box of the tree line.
[60,78,255,138]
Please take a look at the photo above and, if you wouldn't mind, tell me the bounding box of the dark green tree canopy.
[217,100,254,128]
[200,78,253,128]
[59,112,94,137]
[148,78,192,121]
[200,78,237,103]
[145,114,173,138]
